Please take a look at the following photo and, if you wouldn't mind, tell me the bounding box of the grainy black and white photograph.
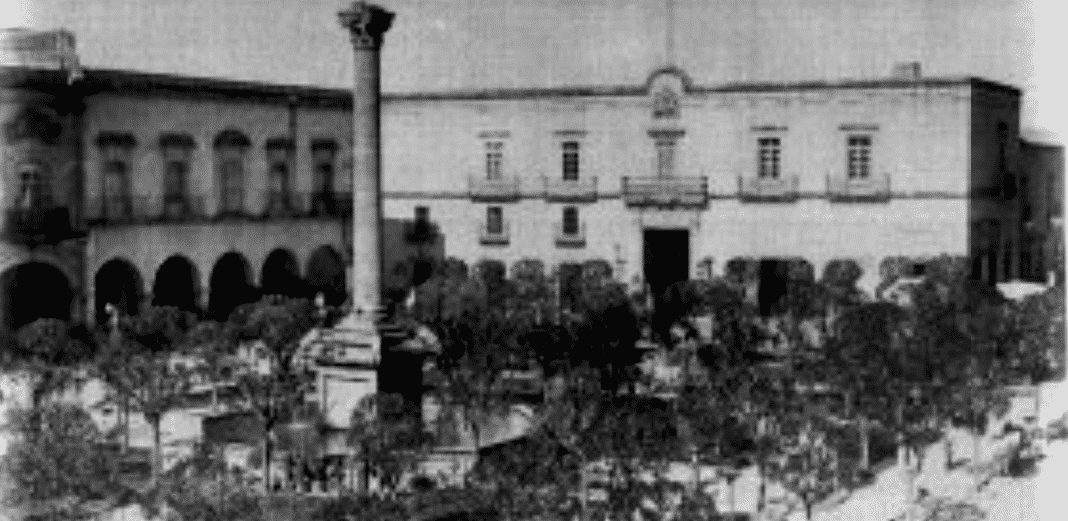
[0,0,1064,519]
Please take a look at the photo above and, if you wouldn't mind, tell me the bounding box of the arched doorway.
[2,262,73,334]
[94,259,144,325]
[261,248,304,299]
[305,245,346,307]
[208,252,257,320]
[152,255,201,312]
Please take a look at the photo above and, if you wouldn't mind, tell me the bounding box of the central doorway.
[643,228,690,302]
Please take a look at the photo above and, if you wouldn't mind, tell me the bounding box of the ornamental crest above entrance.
[646,67,690,120]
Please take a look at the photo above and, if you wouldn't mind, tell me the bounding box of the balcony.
[738,175,800,202]
[84,196,153,225]
[307,191,353,218]
[469,176,521,202]
[258,191,307,219]
[544,176,598,202]
[156,195,209,222]
[4,205,81,244]
[554,222,587,248]
[622,176,708,208]
[827,173,892,202]
[479,221,510,246]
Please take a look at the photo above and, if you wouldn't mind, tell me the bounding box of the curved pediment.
[4,105,63,145]
[645,67,691,119]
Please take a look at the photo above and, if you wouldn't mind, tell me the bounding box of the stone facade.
[1,27,1060,335]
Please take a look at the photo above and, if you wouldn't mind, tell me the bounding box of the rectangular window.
[221,157,244,213]
[562,141,580,181]
[757,137,781,179]
[17,165,49,209]
[163,161,187,201]
[103,159,131,216]
[656,139,676,178]
[562,206,579,235]
[486,206,503,235]
[162,160,189,218]
[485,141,504,180]
[847,135,872,179]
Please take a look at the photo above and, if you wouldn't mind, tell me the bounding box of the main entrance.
[643,228,690,301]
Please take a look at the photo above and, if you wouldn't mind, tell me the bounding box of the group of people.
[274,454,348,494]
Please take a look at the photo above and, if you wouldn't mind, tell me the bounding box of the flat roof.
[0,64,1022,106]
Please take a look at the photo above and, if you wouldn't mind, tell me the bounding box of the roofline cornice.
[0,65,1023,104]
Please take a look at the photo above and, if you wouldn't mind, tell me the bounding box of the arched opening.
[94,259,144,324]
[152,255,201,312]
[2,262,73,334]
[209,252,257,320]
[261,248,304,299]
[305,246,346,307]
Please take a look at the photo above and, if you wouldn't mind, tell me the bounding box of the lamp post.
[104,302,129,453]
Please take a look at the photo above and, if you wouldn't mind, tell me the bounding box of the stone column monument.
[313,2,394,438]
[339,1,393,328]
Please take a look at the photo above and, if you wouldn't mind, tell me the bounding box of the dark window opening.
[757,137,781,179]
[486,206,503,235]
[847,135,872,179]
[562,206,579,235]
[558,263,582,311]
[757,259,790,317]
[562,141,580,181]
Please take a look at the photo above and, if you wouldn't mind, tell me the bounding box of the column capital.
[338,1,395,50]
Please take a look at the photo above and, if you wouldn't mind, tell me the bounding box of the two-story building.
[0,28,1061,340]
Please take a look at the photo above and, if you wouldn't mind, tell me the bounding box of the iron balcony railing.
[85,190,355,225]
[84,195,155,225]
[469,175,521,201]
[156,195,209,222]
[827,173,892,202]
[622,176,708,208]
[479,219,511,246]
[738,174,801,202]
[544,176,598,202]
[258,190,307,219]
[4,205,80,244]
[554,222,587,247]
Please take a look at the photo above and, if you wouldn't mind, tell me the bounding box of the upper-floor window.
[16,162,51,210]
[266,138,294,212]
[97,132,137,217]
[655,139,676,178]
[486,206,504,235]
[159,133,195,217]
[311,140,338,194]
[846,135,872,179]
[214,130,251,215]
[562,206,580,235]
[485,141,504,180]
[310,139,339,216]
[757,137,781,179]
[562,141,580,181]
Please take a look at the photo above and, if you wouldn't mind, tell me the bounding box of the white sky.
[0,0,1064,141]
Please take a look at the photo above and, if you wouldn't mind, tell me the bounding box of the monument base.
[310,311,382,433]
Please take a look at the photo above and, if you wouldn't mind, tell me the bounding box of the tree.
[348,392,432,494]
[95,305,202,490]
[1,403,123,521]
[824,301,907,473]
[220,296,319,493]
[161,442,263,521]
[1007,288,1065,383]
[6,318,95,414]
